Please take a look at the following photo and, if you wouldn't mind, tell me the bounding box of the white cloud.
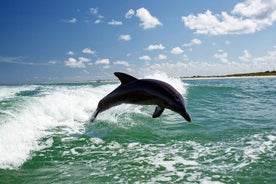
[139,55,151,61]
[90,8,98,15]
[78,57,91,63]
[83,69,89,74]
[141,59,274,78]
[119,34,132,41]
[48,60,56,64]
[95,19,102,24]
[125,9,135,18]
[254,47,276,62]
[182,10,257,35]
[82,48,95,54]
[141,47,276,77]
[232,0,270,17]
[65,57,84,68]
[239,49,252,61]
[183,38,202,47]
[103,65,110,69]
[62,18,77,23]
[136,7,162,29]
[108,20,123,25]
[0,56,52,65]
[67,51,74,55]
[126,7,162,29]
[95,58,110,65]
[89,8,104,18]
[68,18,77,23]
[147,44,165,51]
[182,54,189,61]
[156,54,167,60]
[213,51,229,63]
[89,7,104,24]
[182,0,276,35]
[114,60,130,67]
[171,47,184,55]
[225,40,231,45]
[64,57,91,68]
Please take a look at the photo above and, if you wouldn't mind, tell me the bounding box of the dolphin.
[90,72,191,122]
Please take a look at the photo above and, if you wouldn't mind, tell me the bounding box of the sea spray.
[144,72,187,95]
[0,85,38,101]
[0,84,116,169]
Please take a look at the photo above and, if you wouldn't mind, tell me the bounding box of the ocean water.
[0,75,275,183]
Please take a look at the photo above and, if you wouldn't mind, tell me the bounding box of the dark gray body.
[90,72,191,122]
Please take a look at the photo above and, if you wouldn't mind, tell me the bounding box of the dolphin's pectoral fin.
[90,109,100,122]
[152,106,164,118]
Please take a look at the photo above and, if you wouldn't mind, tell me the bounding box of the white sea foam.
[144,72,187,95]
[0,84,114,169]
[90,137,105,145]
[0,81,155,169]
[0,85,38,101]
[82,131,275,183]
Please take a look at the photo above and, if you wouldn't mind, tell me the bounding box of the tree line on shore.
[182,70,276,79]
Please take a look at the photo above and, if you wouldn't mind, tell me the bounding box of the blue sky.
[0,0,276,84]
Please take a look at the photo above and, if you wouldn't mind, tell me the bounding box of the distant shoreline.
[1,71,275,85]
[181,70,276,80]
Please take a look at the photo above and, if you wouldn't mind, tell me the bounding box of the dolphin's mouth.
[182,112,192,122]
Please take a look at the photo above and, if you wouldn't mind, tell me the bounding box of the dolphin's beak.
[182,111,192,122]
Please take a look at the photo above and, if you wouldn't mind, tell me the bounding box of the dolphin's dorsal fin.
[114,72,138,85]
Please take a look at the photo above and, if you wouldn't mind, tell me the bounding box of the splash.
[0,84,113,169]
[144,72,187,95]
[0,85,38,101]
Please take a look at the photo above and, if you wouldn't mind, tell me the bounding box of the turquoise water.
[0,76,275,183]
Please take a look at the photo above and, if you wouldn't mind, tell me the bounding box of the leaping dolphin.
[90,72,191,122]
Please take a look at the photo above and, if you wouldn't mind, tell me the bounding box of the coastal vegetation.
[182,70,276,79]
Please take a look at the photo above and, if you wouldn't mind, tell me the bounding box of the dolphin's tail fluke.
[90,109,100,122]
